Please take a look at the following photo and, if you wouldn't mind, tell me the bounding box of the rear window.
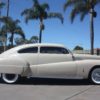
[18,47,38,53]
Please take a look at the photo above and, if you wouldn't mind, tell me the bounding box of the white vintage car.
[0,43,100,84]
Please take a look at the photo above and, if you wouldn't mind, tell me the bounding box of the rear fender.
[0,56,28,75]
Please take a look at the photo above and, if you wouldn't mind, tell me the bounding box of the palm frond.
[69,2,88,23]
[33,0,39,5]
[0,2,5,9]
[21,8,40,23]
[48,13,63,24]
[25,13,39,23]
[21,9,34,23]
[70,8,79,23]
[0,25,7,43]
[0,16,12,23]
[21,9,31,16]
[63,0,83,11]
[95,0,100,5]
[24,15,30,23]
[15,19,20,24]
[41,3,49,10]
[0,25,7,35]
[14,27,25,39]
[80,11,88,21]
[30,36,38,43]
[32,0,40,12]
[1,25,7,32]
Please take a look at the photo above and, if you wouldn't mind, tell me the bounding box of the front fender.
[76,60,100,79]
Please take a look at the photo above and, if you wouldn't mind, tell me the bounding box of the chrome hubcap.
[92,68,100,84]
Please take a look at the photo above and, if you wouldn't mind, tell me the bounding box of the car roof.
[13,43,65,50]
[0,43,65,56]
[17,43,64,47]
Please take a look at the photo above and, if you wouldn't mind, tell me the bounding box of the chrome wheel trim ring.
[2,73,19,84]
[91,68,100,84]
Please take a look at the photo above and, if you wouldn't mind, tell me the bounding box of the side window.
[18,47,38,53]
[40,47,69,54]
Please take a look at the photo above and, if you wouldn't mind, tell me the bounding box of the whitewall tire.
[90,68,100,85]
[2,73,19,84]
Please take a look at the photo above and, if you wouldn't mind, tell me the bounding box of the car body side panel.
[25,60,100,79]
[35,60,100,79]
[36,62,77,79]
[18,53,38,76]
[0,55,28,75]
[76,60,100,79]
[18,53,38,65]
[38,54,73,65]
[74,54,100,60]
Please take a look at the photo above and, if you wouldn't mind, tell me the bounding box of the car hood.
[73,54,100,60]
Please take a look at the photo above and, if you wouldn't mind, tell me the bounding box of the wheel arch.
[88,65,100,78]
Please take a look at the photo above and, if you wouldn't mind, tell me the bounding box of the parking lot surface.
[0,78,99,100]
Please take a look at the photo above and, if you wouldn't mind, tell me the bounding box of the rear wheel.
[2,73,19,84]
[90,68,100,85]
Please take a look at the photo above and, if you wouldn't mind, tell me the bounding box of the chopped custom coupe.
[0,43,100,84]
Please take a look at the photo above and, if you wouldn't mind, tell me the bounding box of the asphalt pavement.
[0,78,99,100]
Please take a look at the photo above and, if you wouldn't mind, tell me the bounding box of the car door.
[18,46,39,76]
[38,46,73,64]
[37,46,77,78]
[18,47,38,65]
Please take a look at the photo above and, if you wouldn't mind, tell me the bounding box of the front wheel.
[2,73,19,84]
[90,68,100,85]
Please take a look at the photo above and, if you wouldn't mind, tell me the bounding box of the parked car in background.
[0,43,100,84]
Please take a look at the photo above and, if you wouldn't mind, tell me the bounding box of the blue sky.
[2,0,100,50]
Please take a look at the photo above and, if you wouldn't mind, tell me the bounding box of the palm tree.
[15,36,38,45]
[0,0,10,51]
[4,0,10,50]
[0,28,6,48]
[0,1,5,29]
[0,2,5,51]
[21,0,63,43]
[0,17,25,46]
[64,0,100,55]
[30,36,38,43]
[0,2,5,28]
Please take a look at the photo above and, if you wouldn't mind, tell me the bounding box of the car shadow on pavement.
[0,77,93,85]
[14,78,92,86]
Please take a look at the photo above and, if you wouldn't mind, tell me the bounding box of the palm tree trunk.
[3,40,6,51]
[39,28,42,43]
[90,8,94,55]
[7,0,9,17]
[11,33,14,47]
[0,0,1,27]
[39,19,43,43]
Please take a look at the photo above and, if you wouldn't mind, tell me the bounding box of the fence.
[73,49,100,55]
